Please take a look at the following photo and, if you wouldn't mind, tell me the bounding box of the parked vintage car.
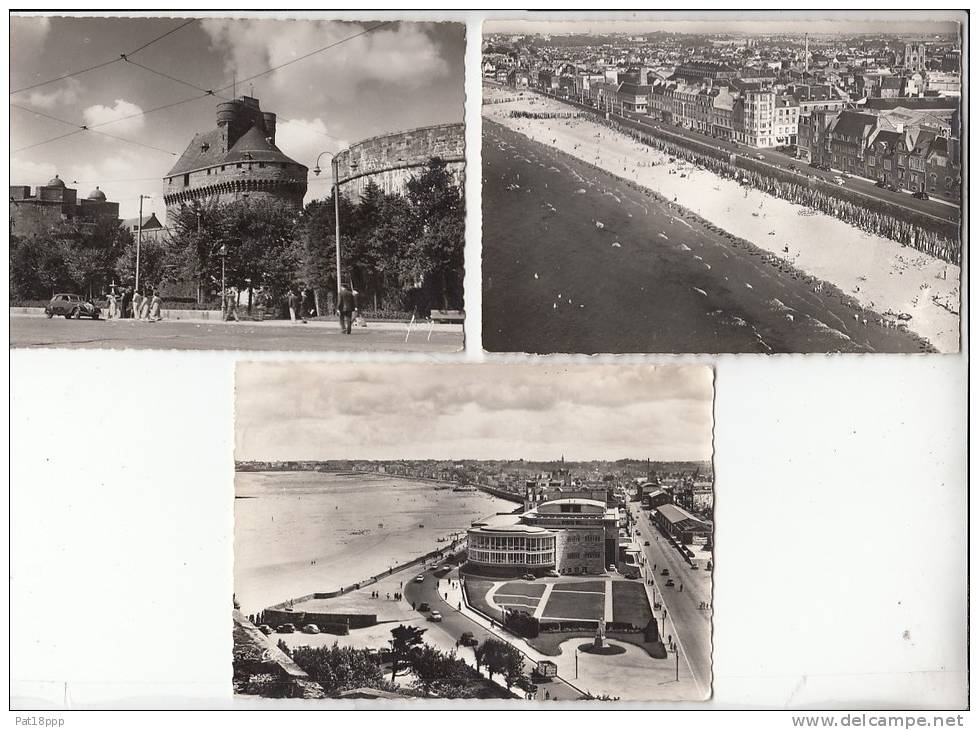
[301,624,321,634]
[276,623,296,634]
[458,632,478,648]
[417,602,431,612]
[257,624,273,635]
[428,611,443,622]
[44,293,102,320]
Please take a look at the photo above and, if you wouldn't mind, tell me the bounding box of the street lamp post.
[135,194,148,291]
[219,244,228,320]
[313,151,351,306]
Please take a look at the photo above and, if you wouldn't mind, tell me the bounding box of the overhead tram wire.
[212,21,393,94]
[10,18,196,95]
[12,20,379,153]
[10,103,178,156]
[121,58,347,145]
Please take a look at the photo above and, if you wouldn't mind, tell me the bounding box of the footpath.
[9,307,463,333]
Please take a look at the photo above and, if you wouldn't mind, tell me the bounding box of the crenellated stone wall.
[334,123,465,198]
[164,161,307,215]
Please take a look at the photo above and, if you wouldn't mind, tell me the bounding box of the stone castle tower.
[163,96,308,218]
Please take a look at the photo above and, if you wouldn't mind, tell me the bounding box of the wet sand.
[234,472,513,614]
[482,88,960,353]
[483,121,932,354]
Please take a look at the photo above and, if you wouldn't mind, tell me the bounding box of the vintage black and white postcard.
[10,16,466,352]
[481,13,963,353]
[233,363,714,701]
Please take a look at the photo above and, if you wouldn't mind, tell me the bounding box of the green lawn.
[549,580,605,595]
[497,581,547,598]
[541,589,604,621]
[611,581,653,629]
[464,578,502,620]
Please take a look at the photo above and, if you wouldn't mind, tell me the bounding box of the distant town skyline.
[235,363,714,463]
[10,16,465,220]
[484,13,962,38]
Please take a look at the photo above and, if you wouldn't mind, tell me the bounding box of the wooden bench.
[429,309,465,324]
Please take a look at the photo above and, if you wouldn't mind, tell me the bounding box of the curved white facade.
[467,528,556,569]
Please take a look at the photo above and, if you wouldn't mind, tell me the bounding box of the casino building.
[467,498,619,577]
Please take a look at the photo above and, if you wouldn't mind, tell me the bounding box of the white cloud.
[28,78,82,109]
[200,19,450,102]
[274,117,346,189]
[10,157,57,186]
[82,99,146,135]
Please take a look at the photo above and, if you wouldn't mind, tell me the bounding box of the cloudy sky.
[10,15,465,220]
[235,363,714,462]
[485,12,961,37]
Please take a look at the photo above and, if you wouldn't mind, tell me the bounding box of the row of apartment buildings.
[801,107,962,198]
[497,63,962,199]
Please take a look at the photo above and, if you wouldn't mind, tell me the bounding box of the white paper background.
[6,7,971,714]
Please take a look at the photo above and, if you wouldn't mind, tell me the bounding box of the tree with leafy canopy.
[288,643,387,697]
[165,198,225,303]
[388,624,426,683]
[403,156,465,310]
[10,217,132,300]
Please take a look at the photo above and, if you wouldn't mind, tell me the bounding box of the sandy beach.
[482,86,961,353]
[234,471,513,615]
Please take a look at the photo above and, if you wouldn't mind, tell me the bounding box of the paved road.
[535,89,961,227]
[404,567,584,700]
[9,315,463,352]
[628,503,713,694]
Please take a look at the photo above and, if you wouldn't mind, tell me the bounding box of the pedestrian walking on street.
[119,287,132,319]
[336,283,357,335]
[148,289,163,322]
[287,287,299,323]
[138,290,151,320]
[131,289,144,320]
[106,291,117,319]
[299,285,310,322]
[225,286,240,322]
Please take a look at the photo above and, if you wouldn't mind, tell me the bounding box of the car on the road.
[644,541,651,546]
[912,191,930,200]
[417,602,431,612]
[302,623,320,634]
[257,624,273,635]
[276,623,296,633]
[458,632,478,648]
[414,574,425,583]
[522,573,537,581]
[754,153,765,160]
[665,579,675,587]
[886,183,899,192]
[44,293,102,320]
[429,611,443,622]
[834,176,846,186]
[661,569,670,576]
[875,179,887,188]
